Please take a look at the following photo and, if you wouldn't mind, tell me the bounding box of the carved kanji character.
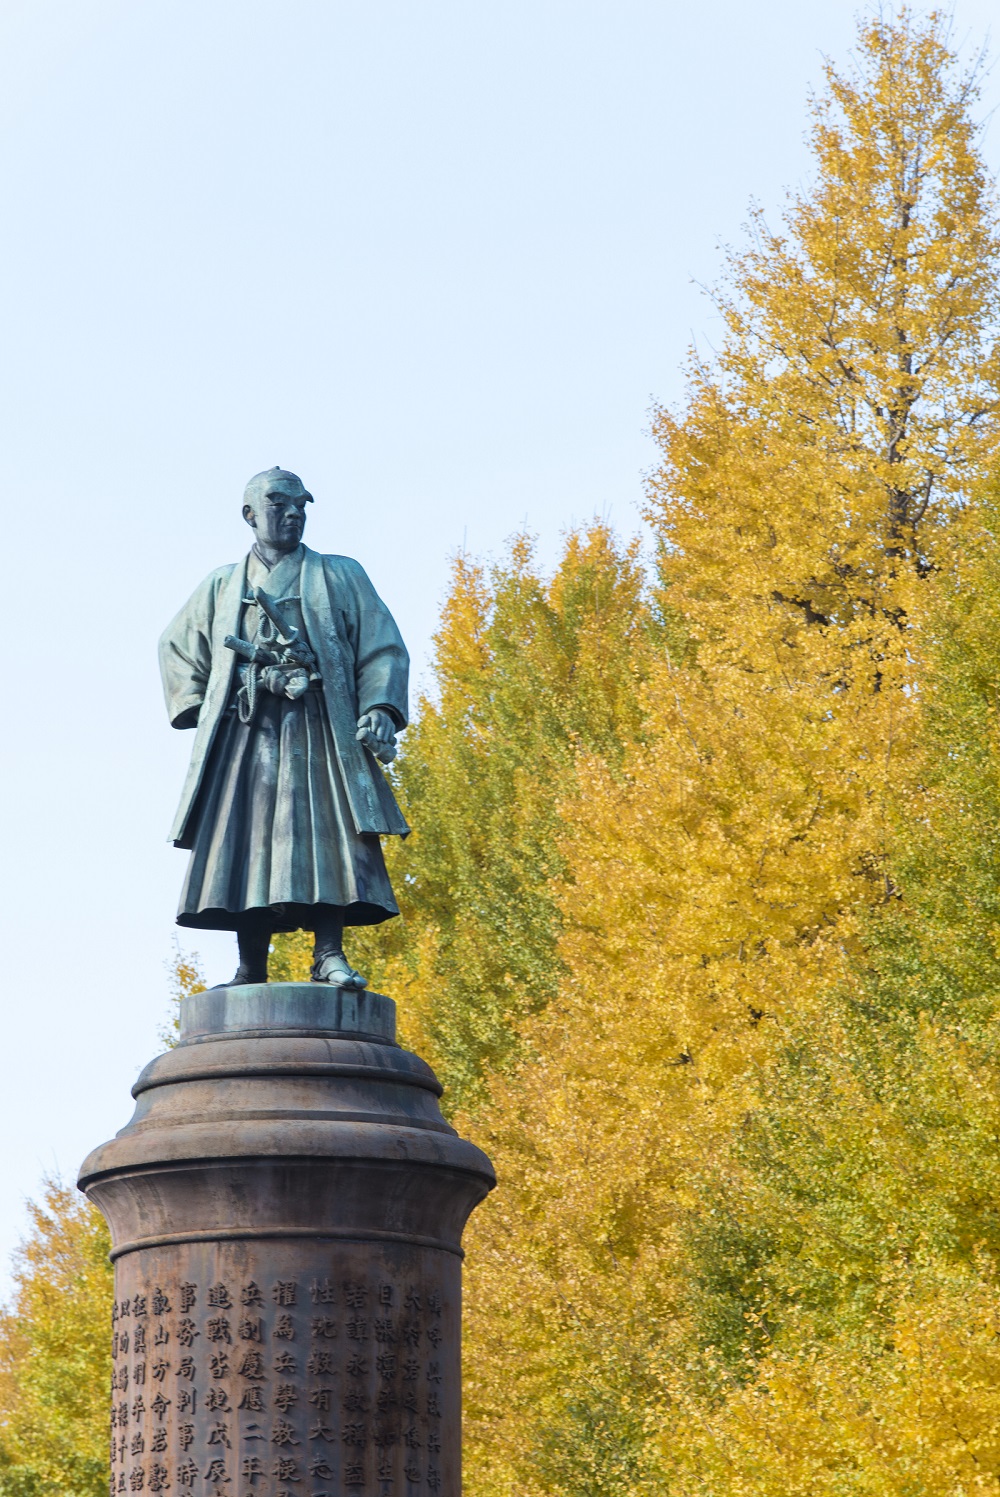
[270,1419,299,1446]
[175,1459,197,1488]
[272,1281,297,1307]
[402,1357,420,1381]
[179,1284,196,1313]
[117,1475,126,1494]
[344,1462,365,1486]
[208,1283,232,1309]
[306,1350,334,1375]
[133,1325,147,1353]
[341,1421,367,1447]
[131,1396,145,1421]
[374,1318,396,1344]
[401,1324,420,1348]
[205,1387,229,1412]
[272,1314,293,1340]
[131,1432,145,1456]
[427,1391,442,1418]
[175,1358,195,1381]
[239,1385,265,1412]
[342,1390,370,1413]
[238,1349,265,1380]
[120,1299,132,1317]
[151,1429,168,1453]
[427,1466,442,1491]
[404,1288,421,1313]
[154,1324,169,1348]
[176,1320,199,1348]
[427,1430,441,1454]
[133,1295,148,1318]
[208,1422,231,1448]
[120,1331,130,1355]
[119,1400,130,1425]
[378,1284,394,1306]
[178,1388,196,1413]
[375,1353,396,1379]
[203,1458,230,1484]
[404,1462,421,1483]
[239,1317,263,1342]
[402,1390,418,1413]
[346,1353,369,1377]
[274,1352,296,1373]
[427,1361,442,1383]
[311,1317,337,1340]
[151,1360,169,1383]
[426,1291,442,1316]
[403,1426,421,1449]
[309,1422,335,1441]
[274,1383,298,1413]
[148,1463,169,1493]
[310,1278,336,1304]
[310,1456,335,1478]
[152,1288,171,1316]
[241,1282,264,1306]
[241,1457,265,1484]
[346,1318,369,1342]
[377,1453,394,1479]
[209,1353,230,1379]
[343,1283,368,1309]
[273,1458,300,1481]
[178,1425,194,1451]
[207,1317,232,1344]
[134,1362,147,1386]
[129,1469,144,1491]
[308,1386,332,1411]
[426,1325,442,1347]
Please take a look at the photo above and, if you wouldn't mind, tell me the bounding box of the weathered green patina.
[159,467,409,987]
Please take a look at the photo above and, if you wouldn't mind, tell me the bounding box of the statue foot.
[210,964,266,989]
[310,953,368,989]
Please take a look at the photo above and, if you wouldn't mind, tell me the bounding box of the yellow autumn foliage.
[456,10,1000,1494]
[0,1182,112,1497]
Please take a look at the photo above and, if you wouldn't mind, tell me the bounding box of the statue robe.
[159,544,409,932]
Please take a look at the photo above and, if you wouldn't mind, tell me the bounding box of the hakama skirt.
[177,687,399,932]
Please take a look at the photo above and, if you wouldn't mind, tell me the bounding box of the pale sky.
[1,0,997,1291]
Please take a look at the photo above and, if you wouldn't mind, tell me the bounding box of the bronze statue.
[159,467,409,988]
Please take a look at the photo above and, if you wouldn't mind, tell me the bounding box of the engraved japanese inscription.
[108,1261,456,1497]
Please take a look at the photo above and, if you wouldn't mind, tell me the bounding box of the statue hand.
[357,709,398,764]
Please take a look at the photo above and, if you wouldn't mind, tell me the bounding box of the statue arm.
[158,572,221,729]
[341,560,410,730]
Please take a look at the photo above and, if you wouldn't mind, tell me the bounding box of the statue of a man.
[159,467,409,989]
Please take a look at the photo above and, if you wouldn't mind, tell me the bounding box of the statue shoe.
[310,953,368,989]
[210,964,266,989]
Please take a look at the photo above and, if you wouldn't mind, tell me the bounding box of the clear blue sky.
[0,0,996,1289]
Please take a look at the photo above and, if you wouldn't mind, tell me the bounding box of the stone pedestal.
[78,985,495,1497]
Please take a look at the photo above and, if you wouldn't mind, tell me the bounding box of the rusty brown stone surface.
[79,985,495,1497]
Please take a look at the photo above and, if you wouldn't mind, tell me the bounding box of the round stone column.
[79,985,495,1497]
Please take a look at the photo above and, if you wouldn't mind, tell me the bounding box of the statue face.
[244,478,309,551]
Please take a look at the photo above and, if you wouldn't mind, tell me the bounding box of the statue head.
[242,466,313,552]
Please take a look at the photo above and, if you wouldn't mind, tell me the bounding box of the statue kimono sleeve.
[339,557,410,730]
[158,568,228,730]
